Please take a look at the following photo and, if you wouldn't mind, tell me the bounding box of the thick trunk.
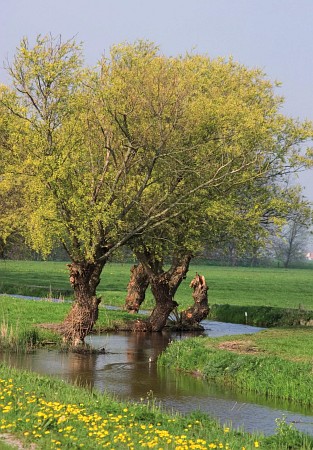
[61,260,105,345]
[168,253,192,297]
[180,273,209,327]
[124,263,149,313]
[132,249,192,332]
[146,254,192,331]
[147,276,178,331]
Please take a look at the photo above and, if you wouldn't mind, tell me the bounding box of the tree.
[2,35,313,344]
[270,191,312,267]
[124,180,300,328]
[125,204,209,330]
[198,174,313,266]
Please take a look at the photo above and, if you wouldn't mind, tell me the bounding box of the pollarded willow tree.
[126,217,198,330]
[124,176,312,328]
[1,35,312,345]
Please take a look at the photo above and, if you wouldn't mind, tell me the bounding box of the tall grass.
[0,318,41,352]
[210,304,313,327]
[158,330,313,407]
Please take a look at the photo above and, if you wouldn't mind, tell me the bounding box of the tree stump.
[180,273,209,327]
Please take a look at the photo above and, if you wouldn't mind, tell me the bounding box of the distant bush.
[209,304,313,327]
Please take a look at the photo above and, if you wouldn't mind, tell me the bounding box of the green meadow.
[0,260,312,311]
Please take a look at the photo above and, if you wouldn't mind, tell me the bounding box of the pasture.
[0,260,312,311]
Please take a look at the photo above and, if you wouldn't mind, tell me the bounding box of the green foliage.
[1,35,312,268]
[202,182,313,267]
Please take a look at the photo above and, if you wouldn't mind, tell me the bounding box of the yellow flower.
[254,442,260,448]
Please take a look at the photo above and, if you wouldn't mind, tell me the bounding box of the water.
[1,320,313,437]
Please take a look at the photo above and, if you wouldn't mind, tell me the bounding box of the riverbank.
[0,295,144,350]
[1,363,312,450]
[1,293,313,353]
[158,328,313,407]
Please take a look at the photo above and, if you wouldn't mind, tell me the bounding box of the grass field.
[0,260,313,311]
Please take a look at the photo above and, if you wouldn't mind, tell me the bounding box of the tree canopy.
[1,35,312,342]
[2,35,312,262]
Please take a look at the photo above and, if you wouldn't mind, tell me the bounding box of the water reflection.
[1,321,313,437]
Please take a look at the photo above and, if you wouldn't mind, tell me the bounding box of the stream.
[1,319,313,437]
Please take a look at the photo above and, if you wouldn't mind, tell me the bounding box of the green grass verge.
[0,260,313,311]
[0,296,143,350]
[0,439,16,450]
[158,328,313,407]
[0,363,312,449]
[210,304,313,327]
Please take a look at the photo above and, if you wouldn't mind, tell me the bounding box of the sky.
[1,0,312,199]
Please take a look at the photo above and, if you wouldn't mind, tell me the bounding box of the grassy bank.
[0,295,142,350]
[158,328,313,407]
[0,363,312,450]
[0,260,313,311]
[2,296,313,413]
[210,304,313,327]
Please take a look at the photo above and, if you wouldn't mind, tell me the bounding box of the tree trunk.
[124,263,149,313]
[180,273,209,327]
[61,260,105,346]
[147,275,178,331]
[144,253,192,331]
[130,248,192,332]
